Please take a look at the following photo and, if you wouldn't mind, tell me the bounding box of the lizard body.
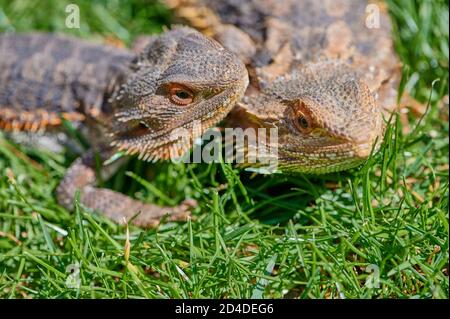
[0,27,248,227]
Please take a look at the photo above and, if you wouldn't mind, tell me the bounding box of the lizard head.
[110,26,248,161]
[240,61,384,174]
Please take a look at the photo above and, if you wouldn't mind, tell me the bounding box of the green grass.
[0,0,448,299]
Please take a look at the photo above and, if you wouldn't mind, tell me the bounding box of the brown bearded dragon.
[167,0,416,174]
[0,27,248,227]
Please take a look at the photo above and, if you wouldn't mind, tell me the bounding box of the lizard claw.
[132,198,198,228]
[182,198,198,209]
[167,198,198,222]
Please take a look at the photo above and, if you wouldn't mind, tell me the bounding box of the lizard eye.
[297,115,309,129]
[169,85,194,105]
[291,101,314,134]
[293,112,313,134]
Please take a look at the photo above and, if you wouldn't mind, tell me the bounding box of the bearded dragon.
[0,27,248,227]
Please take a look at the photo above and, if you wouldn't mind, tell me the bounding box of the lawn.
[0,0,448,299]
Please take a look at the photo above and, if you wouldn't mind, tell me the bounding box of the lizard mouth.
[278,148,367,174]
[116,122,150,140]
[277,137,381,174]
[278,156,366,174]
[111,123,190,161]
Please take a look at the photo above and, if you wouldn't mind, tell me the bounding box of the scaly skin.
[0,27,248,227]
[167,0,407,174]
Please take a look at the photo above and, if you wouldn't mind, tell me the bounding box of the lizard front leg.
[56,151,195,228]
